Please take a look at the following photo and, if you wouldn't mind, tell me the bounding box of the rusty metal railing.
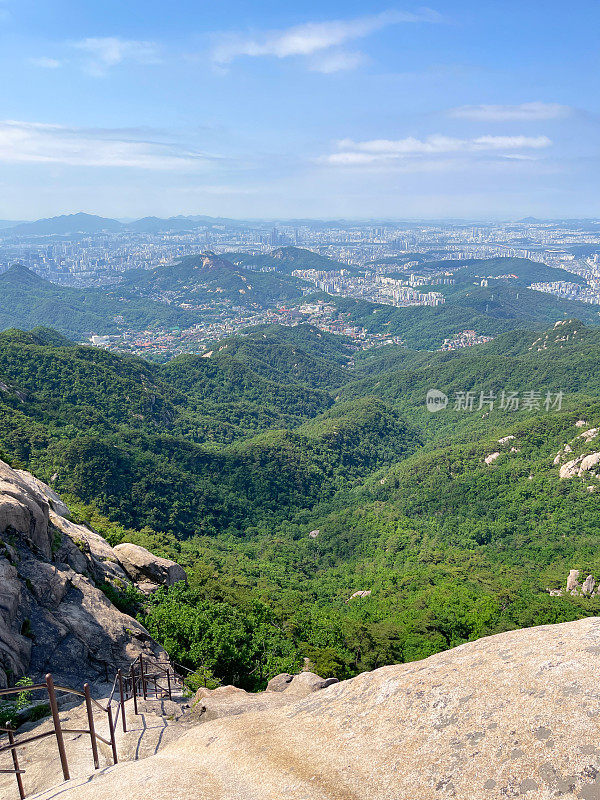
[0,654,185,799]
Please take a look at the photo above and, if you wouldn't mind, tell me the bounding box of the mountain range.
[3,212,250,236]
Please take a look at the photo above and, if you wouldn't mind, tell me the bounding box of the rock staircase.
[0,657,195,800]
[1,688,193,800]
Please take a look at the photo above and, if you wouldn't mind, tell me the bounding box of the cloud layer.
[327,134,552,164]
[211,9,440,72]
[0,121,210,169]
[449,102,572,121]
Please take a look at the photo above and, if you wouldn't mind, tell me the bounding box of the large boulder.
[52,512,129,587]
[192,671,339,722]
[0,459,170,687]
[43,618,600,800]
[114,542,187,593]
[0,461,52,557]
[265,671,338,696]
[15,469,71,517]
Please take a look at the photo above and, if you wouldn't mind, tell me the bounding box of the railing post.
[106,704,118,764]
[83,683,100,770]
[117,669,127,733]
[140,656,147,700]
[8,728,25,800]
[167,669,172,700]
[130,663,138,715]
[46,673,70,782]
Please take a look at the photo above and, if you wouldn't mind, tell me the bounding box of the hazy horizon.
[3,211,600,226]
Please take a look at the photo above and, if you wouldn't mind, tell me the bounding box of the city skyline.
[0,0,598,219]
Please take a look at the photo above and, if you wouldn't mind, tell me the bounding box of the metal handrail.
[0,652,185,799]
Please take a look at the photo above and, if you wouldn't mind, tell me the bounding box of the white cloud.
[308,50,366,74]
[449,102,572,121]
[71,37,161,76]
[0,121,212,169]
[29,57,62,69]
[326,134,552,164]
[211,9,440,71]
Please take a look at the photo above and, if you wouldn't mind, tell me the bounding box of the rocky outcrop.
[484,451,500,465]
[15,468,70,517]
[42,618,600,800]
[0,459,185,688]
[559,455,584,478]
[191,671,339,724]
[553,420,600,481]
[548,568,600,597]
[113,543,187,594]
[567,568,580,592]
[347,589,371,601]
[0,460,52,558]
[580,452,600,472]
[579,427,599,443]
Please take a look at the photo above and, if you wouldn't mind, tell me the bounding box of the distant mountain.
[9,212,123,236]
[0,264,203,338]
[6,212,251,237]
[227,246,360,275]
[120,253,307,308]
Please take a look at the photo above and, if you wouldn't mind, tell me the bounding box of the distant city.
[2,214,600,358]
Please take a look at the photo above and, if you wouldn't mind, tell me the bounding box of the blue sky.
[0,0,598,219]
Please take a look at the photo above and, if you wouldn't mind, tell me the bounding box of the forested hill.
[0,264,204,338]
[0,257,307,338]
[118,253,307,308]
[3,320,600,687]
[424,256,587,285]
[226,246,360,275]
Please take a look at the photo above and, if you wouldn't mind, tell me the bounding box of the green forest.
[2,320,600,689]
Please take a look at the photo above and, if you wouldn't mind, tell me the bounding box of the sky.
[0,0,598,220]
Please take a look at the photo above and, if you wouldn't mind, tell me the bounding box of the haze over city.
[1,0,598,220]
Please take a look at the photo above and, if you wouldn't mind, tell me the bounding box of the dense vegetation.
[118,253,307,309]
[226,246,360,275]
[0,265,203,338]
[4,315,600,690]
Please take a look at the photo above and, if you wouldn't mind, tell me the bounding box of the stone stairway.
[0,689,193,800]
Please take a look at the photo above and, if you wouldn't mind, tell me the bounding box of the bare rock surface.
[192,671,340,722]
[15,469,70,517]
[113,542,187,593]
[0,460,52,557]
[560,456,584,478]
[34,617,600,800]
[0,459,175,687]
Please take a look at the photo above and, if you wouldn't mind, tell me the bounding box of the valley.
[2,318,600,686]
